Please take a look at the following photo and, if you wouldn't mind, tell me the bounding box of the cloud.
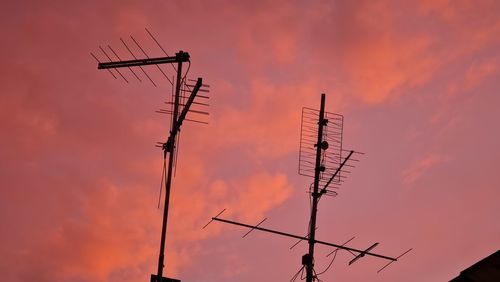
[234,1,303,67]
[344,34,435,104]
[206,77,329,160]
[305,0,500,105]
[402,154,447,185]
[1,178,159,282]
[167,160,294,242]
[464,58,498,89]
[1,1,500,281]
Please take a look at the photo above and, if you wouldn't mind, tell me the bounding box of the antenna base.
[151,274,181,282]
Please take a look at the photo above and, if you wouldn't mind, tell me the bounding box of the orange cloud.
[204,77,331,160]
[464,58,498,89]
[234,1,303,68]
[1,179,160,282]
[344,35,435,103]
[168,164,294,239]
[2,1,499,281]
[402,154,447,185]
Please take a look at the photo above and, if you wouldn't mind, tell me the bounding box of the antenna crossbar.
[212,217,396,262]
[98,53,189,69]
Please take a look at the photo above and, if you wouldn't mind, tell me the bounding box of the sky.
[0,0,499,281]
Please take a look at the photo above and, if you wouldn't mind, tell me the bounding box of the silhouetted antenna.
[205,94,411,281]
[93,29,212,282]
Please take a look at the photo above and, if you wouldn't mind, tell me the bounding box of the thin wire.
[157,154,166,209]
[180,61,192,92]
[312,268,323,282]
[316,249,337,276]
[290,266,305,282]
[306,182,313,251]
[300,266,307,280]
[173,130,180,177]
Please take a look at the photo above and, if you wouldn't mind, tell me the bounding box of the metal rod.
[166,101,210,107]
[377,248,413,273]
[172,77,203,133]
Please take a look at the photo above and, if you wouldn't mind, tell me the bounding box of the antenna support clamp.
[302,254,313,266]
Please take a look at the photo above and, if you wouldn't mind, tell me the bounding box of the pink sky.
[1,0,499,281]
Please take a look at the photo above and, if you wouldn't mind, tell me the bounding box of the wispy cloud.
[402,154,448,185]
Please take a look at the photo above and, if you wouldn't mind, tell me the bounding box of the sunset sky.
[1,1,499,281]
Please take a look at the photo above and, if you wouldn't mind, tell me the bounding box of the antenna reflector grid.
[299,107,344,187]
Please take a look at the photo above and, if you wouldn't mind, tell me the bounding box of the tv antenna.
[204,94,411,281]
[92,28,210,282]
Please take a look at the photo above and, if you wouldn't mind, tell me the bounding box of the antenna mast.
[93,30,210,282]
[303,93,326,281]
[157,50,186,282]
[205,93,411,281]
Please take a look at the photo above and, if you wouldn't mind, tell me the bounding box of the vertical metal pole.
[306,93,326,282]
[157,51,184,280]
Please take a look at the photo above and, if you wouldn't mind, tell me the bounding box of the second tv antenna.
[204,93,411,281]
